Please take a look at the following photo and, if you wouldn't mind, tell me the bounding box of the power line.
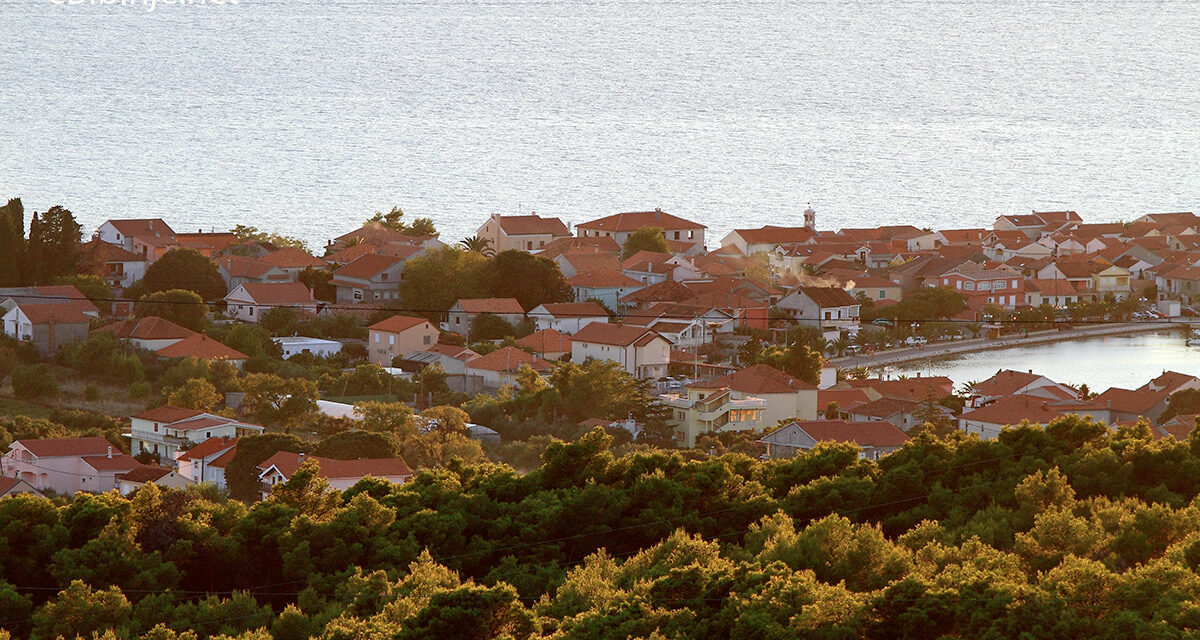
[3,292,1188,328]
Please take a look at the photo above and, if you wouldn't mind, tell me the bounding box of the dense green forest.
[5,417,1200,639]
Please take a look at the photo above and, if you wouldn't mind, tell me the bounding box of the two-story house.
[575,209,706,253]
[330,253,407,305]
[475,213,571,252]
[96,218,179,262]
[127,407,264,464]
[936,261,1025,309]
[570,322,670,379]
[662,364,818,446]
[2,437,141,495]
[776,286,861,334]
[174,436,239,489]
[366,315,439,366]
[527,301,609,334]
[758,419,909,461]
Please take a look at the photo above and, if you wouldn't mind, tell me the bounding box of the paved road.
[831,319,1197,369]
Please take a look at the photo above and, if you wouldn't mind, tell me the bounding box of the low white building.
[274,336,343,359]
[116,466,191,496]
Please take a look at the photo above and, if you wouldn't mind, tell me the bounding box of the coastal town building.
[476,213,571,252]
[442,298,525,335]
[575,209,706,252]
[330,253,408,304]
[571,322,670,379]
[257,452,413,499]
[758,419,909,461]
[527,301,609,334]
[2,437,140,495]
[224,282,319,323]
[127,407,264,463]
[367,315,438,366]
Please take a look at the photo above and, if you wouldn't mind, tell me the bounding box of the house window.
[249,307,254,316]
[674,231,680,240]
[374,334,380,343]
[994,280,1006,289]
[878,290,885,299]
[1011,279,1018,288]
[688,230,694,239]
[539,240,545,248]
[964,282,975,290]
[353,289,363,301]
[153,424,158,432]
[423,335,431,345]
[380,273,388,281]
[527,241,533,250]
[823,311,831,320]
[388,335,395,345]
[943,278,949,285]
[955,281,961,289]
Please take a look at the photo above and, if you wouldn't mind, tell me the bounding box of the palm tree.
[826,336,852,357]
[459,236,495,257]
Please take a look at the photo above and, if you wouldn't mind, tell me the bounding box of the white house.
[128,407,264,464]
[174,437,239,489]
[225,282,318,324]
[92,316,198,352]
[463,346,553,389]
[330,253,408,305]
[575,209,706,252]
[257,451,413,500]
[2,437,139,495]
[475,213,571,253]
[116,466,191,496]
[527,301,609,334]
[758,419,909,461]
[571,322,670,379]
[776,286,861,335]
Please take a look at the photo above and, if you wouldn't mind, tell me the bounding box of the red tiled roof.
[466,346,552,372]
[134,406,206,423]
[155,335,249,361]
[534,302,608,318]
[81,454,142,471]
[232,282,315,306]
[176,437,238,462]
[116,466,174,483]
[572,322,660,347]
[785,419,909,447]
[12,436,113,458]
[216,255,278,280]
[619,279,695,304]
[15,303,90,325]
[568,271,643,288]
[83,238,143,262]
[324,243,379,265]
[791,286,858,308]
[817,388,873,411]
[94,316,198,341]
[689,364,815,393]
[455,298,524,314]
[369,315,432,334]
[516,328,573,354]
[260,247,326,269]
[577,210,704,232]
[620,250,673,270]
[106,218,177,237]
[850,396,920,419]
[258,451,413,480]
[960,395,1065,426]
[972,370,1046,397]
[1026,279,1079,296]
[1091,387,1169,415]
[208,448,238,468]
[494,214,569,237]
[426,343,481,360]
[561,252,623,274]
[538,236,621,259]
[731,226,817,245]
[333,253,404,280]
[176,232,240,253]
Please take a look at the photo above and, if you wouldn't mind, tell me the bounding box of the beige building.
[367,315,439,366]
[476,213,571,252]
[570,322,670,379]
[575,209,706,253]
[662,364,819,447]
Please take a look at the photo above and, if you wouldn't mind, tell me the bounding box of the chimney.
[298,452,305,461]
[107,446,113,459]
[1028,369,1033,374]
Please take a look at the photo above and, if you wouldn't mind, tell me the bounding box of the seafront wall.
[832,320,1198,370]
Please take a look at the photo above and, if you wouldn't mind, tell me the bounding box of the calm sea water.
[889,331,1200,390]
[2,0,1199,249]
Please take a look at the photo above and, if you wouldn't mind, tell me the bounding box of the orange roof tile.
[369,315,433,334]
[13,437,113,458]
[454,298,524,314]
[961,395,1064,426]
[494,214,570,236]
[577,210,704,232]
[782,419,909,447]
[516,328,573,354]
[94,316,198,341]
[260,247,327,269]
[333,253,404,280]
[466,346,552,372]
[155,335,248,361]
[233,282,315,306]
[567,271,643,288]
[572,322,660,347]
[259,451,413,479]
[688,364,815,393]
[176,437,238,462]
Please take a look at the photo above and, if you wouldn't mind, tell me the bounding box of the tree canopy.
[621,226,669,259]
[484,250,573,311]
[141,249,227,301]
[134,290,209,331]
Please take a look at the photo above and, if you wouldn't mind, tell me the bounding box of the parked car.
[872,318,894,326]
[844,344,862,355]
[905,336,928,346]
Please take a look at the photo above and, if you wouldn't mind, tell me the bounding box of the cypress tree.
[0,197,26,286]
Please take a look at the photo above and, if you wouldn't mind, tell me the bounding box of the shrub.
[11,364,58,399]
[84,384,100,402]
[129,381,151,400]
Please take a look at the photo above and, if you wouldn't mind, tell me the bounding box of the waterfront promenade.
[833,319,1197,369]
